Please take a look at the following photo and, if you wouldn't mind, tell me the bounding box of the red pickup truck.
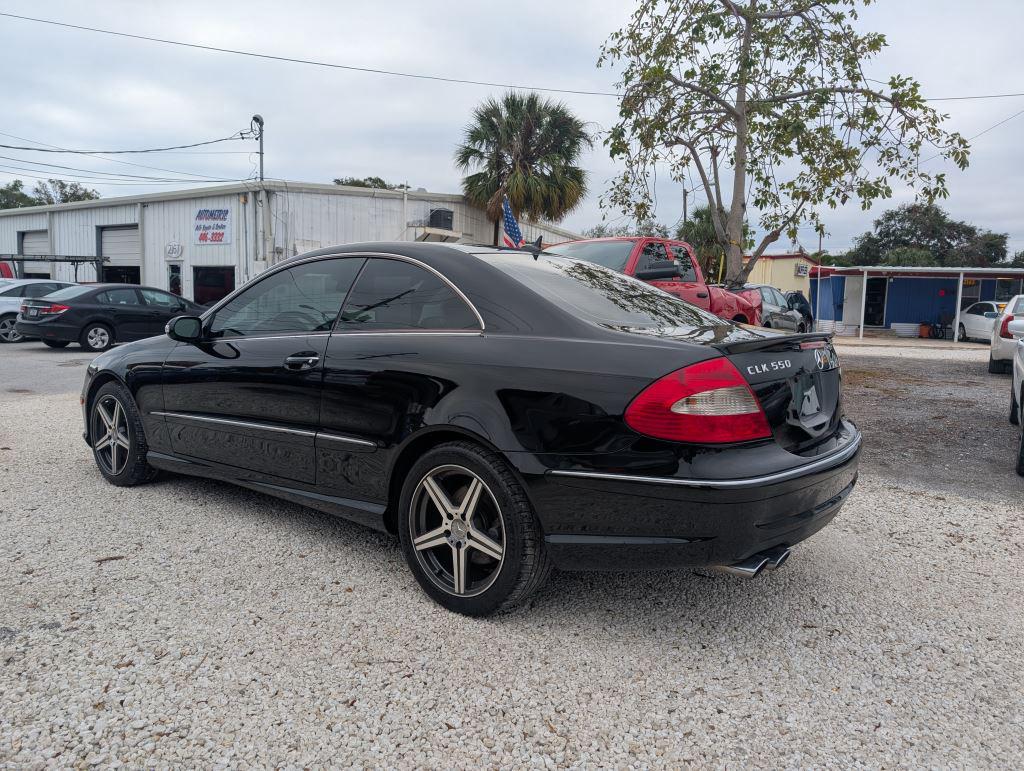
[548,237,761,325]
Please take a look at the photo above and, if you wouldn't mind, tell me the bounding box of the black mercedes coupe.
[80,243,861,615]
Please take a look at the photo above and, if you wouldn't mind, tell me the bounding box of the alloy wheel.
[87,326,110,350]
[409,465,505,597]
[91,395,131,476]
[0,317,22,343]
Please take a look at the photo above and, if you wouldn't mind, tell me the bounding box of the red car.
[548,237,761,325]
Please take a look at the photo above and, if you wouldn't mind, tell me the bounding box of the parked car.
[546,238,761,325]
[741,284,805,331]
[988,295,1024,373]
[785,290,814,330]
[16,284,204,352]
[80,242,861,615]
[1008,319,1024,475]
[0,278,76,343]
[958,301,1006,343]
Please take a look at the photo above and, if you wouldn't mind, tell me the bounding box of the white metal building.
[0,181,581,304]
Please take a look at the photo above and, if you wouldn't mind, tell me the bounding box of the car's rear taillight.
[624,357,771,443]
[1000,315,1016,339]
[37,304,70,316]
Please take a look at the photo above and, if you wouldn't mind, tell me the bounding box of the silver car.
[0,278,76,343]
[1008,318,1024,475]
[989,294,1024,373]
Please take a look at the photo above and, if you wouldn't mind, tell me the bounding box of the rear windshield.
[482,253,730,331]
[42,285,92,301]
[1013,297,1024,314]
[545,240,636,273]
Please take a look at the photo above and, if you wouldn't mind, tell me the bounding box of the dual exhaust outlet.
[716,546,791,579]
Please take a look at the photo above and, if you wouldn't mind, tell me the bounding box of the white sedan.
[958,301,1005,342]
[0,278,76,343]
[1010,318,1024,475]
[989,294,1024,373]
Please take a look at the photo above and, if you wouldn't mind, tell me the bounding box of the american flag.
[501,196,525,248]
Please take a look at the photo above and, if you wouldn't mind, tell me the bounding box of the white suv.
[989,294,1024,373]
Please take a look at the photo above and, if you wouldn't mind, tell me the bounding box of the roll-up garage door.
[21,230,50,277]
[101,226,141,284]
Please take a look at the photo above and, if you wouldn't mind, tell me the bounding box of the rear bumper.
[15,317,80,342]
[526,424,861,571]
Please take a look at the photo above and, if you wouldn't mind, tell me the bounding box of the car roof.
[1,277,73,284]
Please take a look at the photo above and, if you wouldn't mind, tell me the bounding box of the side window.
[966,304,981,316]
[339,258,479,331]
[773,289,789,307]
[140,288,182,309]
[209,258,363,338]
[668,245,698,282]
[635,241,670,272]
[101,289,141,306]
[759,287,775,306]
[0,285,25,298]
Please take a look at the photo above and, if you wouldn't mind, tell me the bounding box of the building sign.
[193,208,232,245]
[794,262,810,277]
[164,241,184,260]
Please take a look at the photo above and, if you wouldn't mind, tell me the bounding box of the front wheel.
[89,381,157,486]
[81,323,113,352]
[797,323,806,334]
[958,324,967,342]
[0,315,22,343]
[398,441,551,616]
[42,339,70,349]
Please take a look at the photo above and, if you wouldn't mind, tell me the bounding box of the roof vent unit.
[429,208,454,231]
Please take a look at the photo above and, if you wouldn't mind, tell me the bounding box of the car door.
[160,256,364,484]
[97,288,151,341]
[139,288,188,336]
[773,288,800,330]
[316,256,483,517]
[962,303,983,339]
[648,243,712,311]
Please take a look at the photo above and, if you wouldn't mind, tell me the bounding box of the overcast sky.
[1,0,1022,254]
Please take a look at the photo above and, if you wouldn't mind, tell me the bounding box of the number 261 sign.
[194,208,232,245]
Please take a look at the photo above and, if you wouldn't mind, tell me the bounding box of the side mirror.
[166,315,204,343]
[983,311,1000,319]
[635,260,679,281]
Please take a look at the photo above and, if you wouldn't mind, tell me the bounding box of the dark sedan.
[80,243,861,615]
[16,284,204,352]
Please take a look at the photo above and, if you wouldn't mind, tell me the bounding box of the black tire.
[80,323,114,352]
[958,324,967,342]
[88,380,157,487]
[1012,386,1020,426]
[1017,425,1024,477]
[42,340,70,349]
[797,323,806,334]
[989,355,1006,374]
[398,441,552,616]
[0,314,22,343]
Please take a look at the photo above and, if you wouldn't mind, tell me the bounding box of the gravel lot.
[1,341,1022,767]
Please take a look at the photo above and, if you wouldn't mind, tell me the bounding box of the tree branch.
[664,74,741,119]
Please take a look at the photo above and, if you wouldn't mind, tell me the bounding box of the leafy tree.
[456,91,592,244]
[600,0,970,285]
[32,179,99,205]
[847,203,1007,267]
[0,179,35,209]
[881,246,935,267]
[583,219,669,238]
[333,176,409,190]
[1005,251,1024,269]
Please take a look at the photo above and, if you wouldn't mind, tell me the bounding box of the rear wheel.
[89,381,157,486]
[0,314,22,343]
[81,323,113,352]
[1017,424,1024,477]
[1012,386,1020,425]
[42,339,70,349]
[398,441,551,616]
[957,323,967,342]
[989,355,1007,374]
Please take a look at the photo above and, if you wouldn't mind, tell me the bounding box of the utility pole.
[251,114,265,181]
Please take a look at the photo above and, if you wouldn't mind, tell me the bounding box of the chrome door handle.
[284,353,320,371]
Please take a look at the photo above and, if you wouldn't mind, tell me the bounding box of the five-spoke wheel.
[399,442,551,615]
[88,381,157,486]
[91,395,132,476]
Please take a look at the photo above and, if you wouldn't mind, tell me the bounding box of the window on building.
[339,258,480,331]
[996,279,1023,302]
[102,266,141,284]
[167,264,182,296]
[209,258,362,338]
[193,267,236,306]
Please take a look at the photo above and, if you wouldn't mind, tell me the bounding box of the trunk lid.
[719,334,843,452]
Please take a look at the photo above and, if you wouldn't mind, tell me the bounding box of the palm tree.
[455,92,592,245]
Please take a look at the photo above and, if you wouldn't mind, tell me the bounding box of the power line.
[921,105,1024,164]
[0,168,248,186]
[0,132,250,154]
[2,11,1023,104]
[0,153,234,182]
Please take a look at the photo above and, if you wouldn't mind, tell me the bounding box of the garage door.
[21,230,50,276]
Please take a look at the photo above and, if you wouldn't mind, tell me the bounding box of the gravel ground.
[1,342,1022,767]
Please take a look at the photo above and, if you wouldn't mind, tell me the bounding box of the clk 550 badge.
[747,359,792,375]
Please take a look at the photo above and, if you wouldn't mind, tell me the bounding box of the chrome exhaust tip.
[715,546,791,578]
[715,554,770,579]
[761,546,791,571]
